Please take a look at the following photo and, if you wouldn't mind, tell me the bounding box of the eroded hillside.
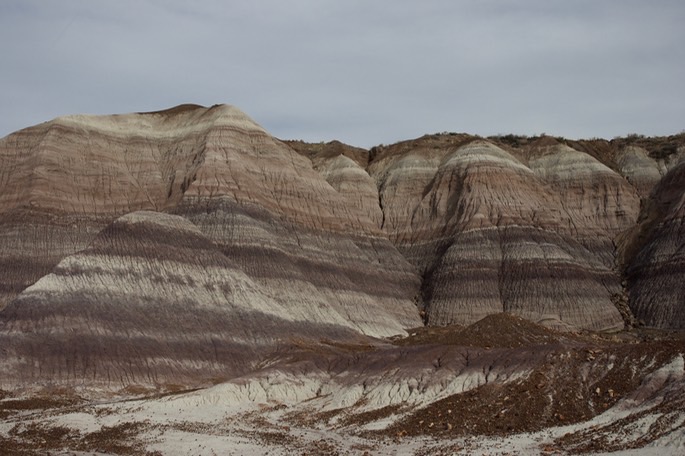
[0,105,684,454]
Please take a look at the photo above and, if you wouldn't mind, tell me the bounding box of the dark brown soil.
[0,395,81,419]
[285,139,370,168]
[1,314,682,454]
[138,103,206,116]
[555,381,685,453]
[1,420,160,456]
[393,313,591,348]
[367,132,477,164]
[380,338,685,442]
[487,132,685,171]
[340,404,404,428]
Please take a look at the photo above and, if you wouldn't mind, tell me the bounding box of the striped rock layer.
[0,105,421,387]
[368,139,635,331]
[626,161,685,328]
[364,133,684,331]
[0,105,684,389]
[0,211,391,386]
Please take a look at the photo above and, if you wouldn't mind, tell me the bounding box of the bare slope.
[0,210,404,387]
[368,139,629,330]
[626,160,685,328]
[0,105,422,390]
[0,105,684,400]
[1,315,683,454]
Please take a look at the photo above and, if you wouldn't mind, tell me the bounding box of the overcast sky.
[1,0,683,147]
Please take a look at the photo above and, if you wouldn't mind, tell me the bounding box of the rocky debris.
[381,338,685,440]
[0,420,159,456]
[555,353,685,453]
[0,320,683,454]
[612,291,639,328]
[0,394,81,420]
[393,313,587,348]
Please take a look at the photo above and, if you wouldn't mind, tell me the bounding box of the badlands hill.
[0,104,684,454]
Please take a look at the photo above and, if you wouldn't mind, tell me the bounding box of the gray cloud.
[1,0,683,147]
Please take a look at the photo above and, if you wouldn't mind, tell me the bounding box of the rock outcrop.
[369,138,627,331]
[0,108,684,456]
[615,145,664,198]
[0,104,684,392]
[527,142,641,265]
[287,140,383,227]
[1,211,412,386]
[0,104,218,309]
[0,104,422,388]
[625,160,685,328]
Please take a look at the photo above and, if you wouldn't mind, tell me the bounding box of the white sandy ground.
[16,405,683,456]
[3,399,684,455]
[2,355,683,455]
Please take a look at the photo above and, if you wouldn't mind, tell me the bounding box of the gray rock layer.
[370,140,627,331]
[0,105,684,390]
[0,211,410,386]
[627,161,685,328]
[0,105,422,388]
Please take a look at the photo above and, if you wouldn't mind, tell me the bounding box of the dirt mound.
[394,313,583,348]
[137,103,206,116]
[285,139,370,168]
[381,339,685,443]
